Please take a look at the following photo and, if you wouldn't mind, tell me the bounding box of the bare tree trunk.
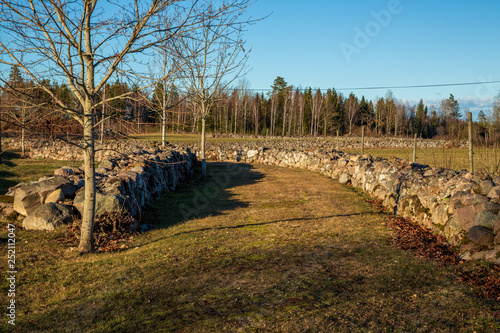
[100,86,105,146]
[233,94,239,134]
[192,111,198,132]
[0,97,2,164]
[253,99,259,136]
[162,82,167,148]
[177,107,181,133]
[21,125,25,157]
[201,115,207,177]
[79,100,96,254]
[243,97,248,135]
[162,107,167,148]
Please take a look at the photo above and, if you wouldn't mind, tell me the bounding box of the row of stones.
[10,144,197,231]
[183,141,500,263]
[2,136,467,161]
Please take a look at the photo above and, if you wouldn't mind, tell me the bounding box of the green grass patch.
[0,150,82,194]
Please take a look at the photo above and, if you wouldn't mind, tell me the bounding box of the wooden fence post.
[361,126,365,155]
[336,129,339,151]
[412,133,417,163]
[468,112,474,174]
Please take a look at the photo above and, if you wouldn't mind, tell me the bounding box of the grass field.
[1,162,500,332]
[0,150,82,195]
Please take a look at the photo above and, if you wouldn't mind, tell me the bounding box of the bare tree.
[3,84,50,156]
[1,66,52,155]
[311,89,323,137]
[346,92,359,135]
[252,93,260,136]
[269,92,278,135]
[282,86,292,137]
[0,0,221,253]
[297,91,305,135]
[178,0,252,177]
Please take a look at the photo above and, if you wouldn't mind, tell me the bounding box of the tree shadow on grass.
[0,150,21,167]
[0,169,17,195]
[0,150,24,195]
[142,162,265,230]
[169,212,367,238]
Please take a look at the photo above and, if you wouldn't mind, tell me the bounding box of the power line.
[241,80,500,92]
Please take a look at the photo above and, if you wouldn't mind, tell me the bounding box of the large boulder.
[468,226,494,246]
[14,177,76,216]
[473,210,499,229]
[488,186,500,199]
[98,158,117,171]
[54,167,75,177]
[452,205,476,231]
[73,190,130,216]
[22,203,74,231]
[247,149,259,159]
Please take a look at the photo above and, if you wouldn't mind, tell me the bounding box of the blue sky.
[242,0,500,118]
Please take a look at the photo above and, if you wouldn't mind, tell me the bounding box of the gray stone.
[99,158,117,170]
[493,217,500,235]
[13,177,76,216]
[468,226,494,246]
[487,186,500,199]
[454,205,476,231]
[473,180,495,196]
[37,177,76,198]
[247,149,259,158]
[13,186,42,216]
[54,167,74,177]
[73,190,129,216]
[473,210,499,229]
[22,203,74,231]
[473,201,500,215]
[45,189,64,203]
[338,173,349,185]
[460,192,488,206]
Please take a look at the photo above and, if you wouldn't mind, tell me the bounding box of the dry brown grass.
[1,162,500,332]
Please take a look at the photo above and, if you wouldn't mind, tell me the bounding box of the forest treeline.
[3,69,500,142]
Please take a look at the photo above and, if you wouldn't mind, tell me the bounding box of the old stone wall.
[1,136,467,161]
[10,143,197,231]
[2,137,162,161]
[184,141,500,262]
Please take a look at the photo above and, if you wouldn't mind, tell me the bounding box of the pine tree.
[415,99,426,137]
[448,94,462,119]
